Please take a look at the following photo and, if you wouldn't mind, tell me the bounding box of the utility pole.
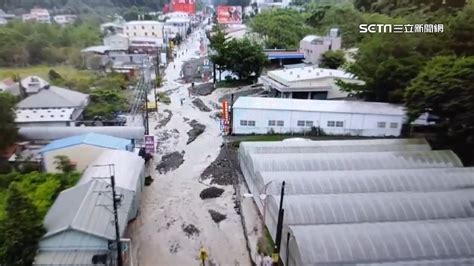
[110,173,123,266]
[273,181,286,265]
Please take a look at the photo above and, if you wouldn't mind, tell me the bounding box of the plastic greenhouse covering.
[239,138,430,158]
[263,189,474,239]
[253,167,474,196]
[281,219,474,266]
[243,150,462,175]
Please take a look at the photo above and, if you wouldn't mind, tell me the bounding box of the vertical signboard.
[171,0,196,14]
[144,135,155,154]
[222,100,230,134]
[217,6,242,24]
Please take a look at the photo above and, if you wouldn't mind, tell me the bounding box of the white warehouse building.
[232,97,405,136]
[259,66,362,100]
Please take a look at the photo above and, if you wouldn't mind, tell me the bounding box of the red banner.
[222,101,229,125]
[171,0,196,14]
[217,6,242,24]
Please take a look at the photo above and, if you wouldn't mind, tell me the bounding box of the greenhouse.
[241,150,463,182]
[237,138,474,265]
[264,189,474,239]
[281,219,474,265]
[251,167,474,196]
[239,138,430,158]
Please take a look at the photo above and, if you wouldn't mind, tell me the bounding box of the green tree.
[225,38,268,80]
[405,55,474,165]
[0,93,17,151]
[0,183,45,265]
[54,155,77,173]
[249,9,311,49]
[448,1,474,56]
[85,88,128,119]
[320,50,345,69]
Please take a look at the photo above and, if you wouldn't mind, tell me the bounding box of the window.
[145,32,148,36]
[248,121,256,126]
[305,121,314,127]
[327,121,335,127]
[142,26,145,30]
[390,122,398,129]
[268,120,276,126]
[240,120,248,126]
[297,120,305,126]
[336,121,344,127]
[377,122,386,128]
[277,120,284,126]
[134,33,137,36]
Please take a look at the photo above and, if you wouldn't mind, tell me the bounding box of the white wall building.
[232,97,405,136]
[22,8,51,23]
[300,29,342,65]
[124,21,164,39]
[103,34,129,50]
[53,15,77,25]
[164,17,190,39]
[259,66,362,100]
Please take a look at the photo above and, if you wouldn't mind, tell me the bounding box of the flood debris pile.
[199,186,225,199]
[200,147,236,185]
[156,151,185,174]
[208,210,227,223]
[189,82,215,96]
[192,98,212,112]
[186,119,205,144]
[182,223,200,238]
[156,109,173,129]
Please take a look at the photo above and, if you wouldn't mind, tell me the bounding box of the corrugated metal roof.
[43,180,133,240]
[40,133,131,153]
[233,97,406,116]
[79,150,144,192]
[284,219,474,265]
[17,86,88,108]
[19,126,145,141]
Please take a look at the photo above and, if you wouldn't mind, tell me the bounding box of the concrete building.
[34,180,134,265]
[164,17,190,39]
[299,29,342,65]
[39,133,132,173]
[22,8,51,23]
[129,36,162,54]
[259,66,361,100]
[53,15,77,25]
[124,21,164,39]
[15,77,89,128]
[103,34,129,50]
[100,18,126,35]
[232,97,405,136]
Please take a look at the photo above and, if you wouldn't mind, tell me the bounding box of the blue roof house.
[40,133,132,173]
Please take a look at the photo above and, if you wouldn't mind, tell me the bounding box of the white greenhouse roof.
[233,97,406,116]
[79,150,144,192]
[15,108,74,122]
[239,138,430,158]
[266,190,474,227]
[283,219,474,265]
[267,66,354,83]
[247,150,462,173]
[256,167,474,195]
[35,250,110,265]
